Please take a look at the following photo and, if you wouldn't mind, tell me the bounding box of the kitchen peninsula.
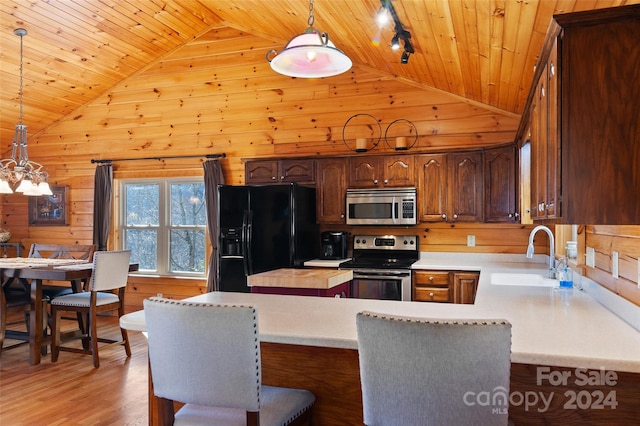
[121,254,640,425]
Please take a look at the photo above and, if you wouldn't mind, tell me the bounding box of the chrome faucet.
[526,225,555,278]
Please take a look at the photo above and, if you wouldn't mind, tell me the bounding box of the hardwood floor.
[0,311,149,425]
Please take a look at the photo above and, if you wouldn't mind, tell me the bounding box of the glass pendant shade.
[268,28,352,78]
[0,179,13,194]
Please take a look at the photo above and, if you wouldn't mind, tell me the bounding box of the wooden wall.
[584,226,640,306]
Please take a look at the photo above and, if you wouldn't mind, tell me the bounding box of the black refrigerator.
[217,183,320,292]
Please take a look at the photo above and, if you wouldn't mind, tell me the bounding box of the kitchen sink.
[490,273,558,287]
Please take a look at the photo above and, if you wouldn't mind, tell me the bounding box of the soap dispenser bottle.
[556,257,573,289]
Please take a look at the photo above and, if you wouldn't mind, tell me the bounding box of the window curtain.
[93,164,113,251]
[203,159,225,292]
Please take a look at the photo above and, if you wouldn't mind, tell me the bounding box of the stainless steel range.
[339,235,419,301]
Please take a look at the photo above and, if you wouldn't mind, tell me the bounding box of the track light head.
[391,34,400,50]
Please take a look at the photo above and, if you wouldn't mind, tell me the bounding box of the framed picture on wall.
[28,185,70,226]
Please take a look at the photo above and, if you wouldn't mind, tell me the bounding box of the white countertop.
[121,253,640,373]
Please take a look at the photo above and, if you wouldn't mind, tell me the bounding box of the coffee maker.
[320,231,348,259]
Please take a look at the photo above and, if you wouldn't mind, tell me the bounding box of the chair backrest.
[28,243,96,261]
[356,311,512,426]
[89,250,131,292]
[144,298,261,411]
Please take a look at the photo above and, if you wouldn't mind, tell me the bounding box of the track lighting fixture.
[378,0,414,64]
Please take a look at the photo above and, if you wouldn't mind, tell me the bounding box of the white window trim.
[118,177,207,278]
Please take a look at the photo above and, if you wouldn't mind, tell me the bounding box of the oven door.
[350,269,412,301]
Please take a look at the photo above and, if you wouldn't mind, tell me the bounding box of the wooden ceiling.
[0,0,636,148]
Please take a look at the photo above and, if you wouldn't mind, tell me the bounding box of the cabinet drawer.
[413,271,450,285]
[414,286,452,303]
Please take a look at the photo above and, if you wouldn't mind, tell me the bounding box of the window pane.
[126,184,159,226]
[125,229,158,271]
[170,183,206,226]
[170,229,206,273]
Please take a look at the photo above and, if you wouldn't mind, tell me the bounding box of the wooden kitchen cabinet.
[348,155,413,188]
[485,145,519,223]
[413,270,479,304]
[245,159,315,184]
[316,158,348,224]
[528,39,559,221]
[416,151,483,223]
[521,6,640,224]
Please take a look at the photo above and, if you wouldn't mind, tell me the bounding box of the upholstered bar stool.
[356,311,512,426]
[144,297,315,426]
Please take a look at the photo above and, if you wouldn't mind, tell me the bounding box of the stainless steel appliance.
[217,183,319,292]
[345,187,417,226]
[320,231,348,259]
[339,234,419,301]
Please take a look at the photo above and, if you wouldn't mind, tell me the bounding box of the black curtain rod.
[91,153,226,164]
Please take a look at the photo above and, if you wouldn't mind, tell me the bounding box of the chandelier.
[266,0,352,78]
[0,28,52,196]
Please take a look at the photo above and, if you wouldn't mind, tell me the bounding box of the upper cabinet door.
[416,154,448,222]
[448,151,484,222]
[279,159,315,184]
[317,158,348,224]
[349,156,381,188]
[382,156,414,187]
[485,145,519,223]
[245,160,278,184]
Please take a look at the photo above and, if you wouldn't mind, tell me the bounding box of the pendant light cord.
[308,0,315,27]
[18,30,24,126]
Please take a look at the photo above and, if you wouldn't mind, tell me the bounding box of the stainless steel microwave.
[345,187,417,225]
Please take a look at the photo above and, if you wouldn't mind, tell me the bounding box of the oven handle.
[352,271,410,279]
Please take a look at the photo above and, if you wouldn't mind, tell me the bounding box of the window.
[120,178,207,276]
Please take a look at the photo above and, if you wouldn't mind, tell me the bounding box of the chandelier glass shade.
[0,28,52,196]
[266,0,351,78]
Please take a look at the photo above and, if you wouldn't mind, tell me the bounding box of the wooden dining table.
[0,258,138,365]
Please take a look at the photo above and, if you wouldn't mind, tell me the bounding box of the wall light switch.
[467,235,475,247]
[612,251,619,278]
[586,247,595,268]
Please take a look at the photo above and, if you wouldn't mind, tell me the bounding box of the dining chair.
[50,250,131,368]
[144,297,315,426]
[356,311,512,426]
[28,243,97,298]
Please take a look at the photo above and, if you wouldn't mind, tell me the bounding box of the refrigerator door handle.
[244,210,254,275]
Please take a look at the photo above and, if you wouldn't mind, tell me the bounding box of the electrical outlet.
[586,247,595,267]
[157,293,163,298]
[612,252,619,278]
[467,235,475,247]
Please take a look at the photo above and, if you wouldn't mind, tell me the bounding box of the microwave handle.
[392,196,398,224]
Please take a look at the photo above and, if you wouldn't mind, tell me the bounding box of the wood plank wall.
[584,226,640,306]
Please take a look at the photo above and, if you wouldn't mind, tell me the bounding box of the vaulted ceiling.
[0,0,636,149]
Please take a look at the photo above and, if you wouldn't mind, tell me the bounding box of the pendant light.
[0,28,52,196]
[266,0,352,78]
